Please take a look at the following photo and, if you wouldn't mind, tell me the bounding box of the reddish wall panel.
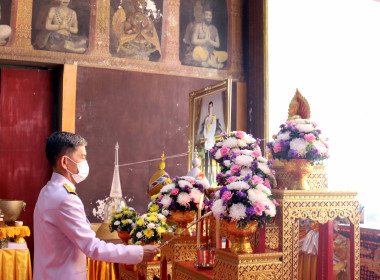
[0,68,53,257]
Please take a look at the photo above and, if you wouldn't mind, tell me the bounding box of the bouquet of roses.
[128,212,169,245]
[109,206,138,233]
[153,176,207,212]
[266,119,329,164]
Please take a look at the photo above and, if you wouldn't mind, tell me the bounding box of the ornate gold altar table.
[173,261,214,280]
[272,190,360,280]
[173,249,283,280]
[160,235,208,280]
[119,261,160,280]
[0,249,32,280]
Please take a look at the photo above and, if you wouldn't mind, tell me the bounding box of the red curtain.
[0,68,53,260]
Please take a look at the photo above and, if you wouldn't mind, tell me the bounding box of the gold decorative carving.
[160,234,208,279]
[13,0,33,49]
[213,249,283,280]
[274,164,328,190]
[273,190,360,280]
[287,88,310,120]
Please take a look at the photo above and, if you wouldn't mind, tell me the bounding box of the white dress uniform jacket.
[33,172,143,280]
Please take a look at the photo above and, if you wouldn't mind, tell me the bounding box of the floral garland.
[209,131,278,228]
[266,119,329,163]
[128,212,169,245]
[153,176,208,213]
[109,206,139,233]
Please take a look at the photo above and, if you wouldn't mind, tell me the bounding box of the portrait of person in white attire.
[197,94,226,183]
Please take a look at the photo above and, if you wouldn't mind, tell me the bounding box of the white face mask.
[66,156,90,184]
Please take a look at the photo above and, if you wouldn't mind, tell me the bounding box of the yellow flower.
[123,210,132,215]
[151,194,159,200]
[136,218,144,226]
[130,228,136,235]
[156,226,167,236]
[115,213,123,219]
[121,219,128,224]
[149,204,159,212]
[148,214,158,222]
[144,229,154,239]
[111,211,117,215]
[122,207,128,211]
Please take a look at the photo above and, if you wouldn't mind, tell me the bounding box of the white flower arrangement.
[152,176,208,213]
[209,131,279,228]
[267,119,329,163]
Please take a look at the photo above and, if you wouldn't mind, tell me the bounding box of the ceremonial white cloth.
[33,172,143,280]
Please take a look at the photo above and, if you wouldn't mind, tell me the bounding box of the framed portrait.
[188,79,232,185]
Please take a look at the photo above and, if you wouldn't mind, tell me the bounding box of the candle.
[197,194,204,248]
[215,218,220,249]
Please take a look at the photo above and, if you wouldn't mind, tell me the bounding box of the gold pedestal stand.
[214,249,283,279]
[160,234,208,279]
[273,190,360,280]
[119,261,161,280]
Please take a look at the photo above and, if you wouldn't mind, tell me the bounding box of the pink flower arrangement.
[209,131,278,228]
[267,119,329,163]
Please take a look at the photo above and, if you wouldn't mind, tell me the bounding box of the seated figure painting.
[111,0,162,61]
[180,0,228,69]
[33,0,88,53]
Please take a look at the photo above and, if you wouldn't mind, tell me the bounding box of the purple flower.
[245,206,256,218]
[288,149,298,158]
[257,138,261,144]
[236,191,247,198]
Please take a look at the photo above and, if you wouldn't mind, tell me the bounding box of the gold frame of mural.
[187,79,232,177]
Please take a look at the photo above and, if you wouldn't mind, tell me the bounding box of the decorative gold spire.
[287,89,311,120]
[158,152,165,170]
[147,152,171,198]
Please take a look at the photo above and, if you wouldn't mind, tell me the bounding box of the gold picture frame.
[188,79,232,184]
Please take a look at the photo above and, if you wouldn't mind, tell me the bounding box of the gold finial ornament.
[287,89,311,120]
[147,152,171,198]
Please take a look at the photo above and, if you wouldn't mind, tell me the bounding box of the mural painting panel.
[32,0,90,53]
[0,0,11,46]
[110,0,162,61]
[180,0,228,69]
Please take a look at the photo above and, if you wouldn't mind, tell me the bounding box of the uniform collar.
[51,172,76,191]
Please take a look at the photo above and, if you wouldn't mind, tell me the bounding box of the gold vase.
[167,210,196,236]
[117,231,130,245]
[282,159,313,190]
[226,220,258,254]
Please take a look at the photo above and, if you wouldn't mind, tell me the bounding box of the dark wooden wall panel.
[75,67,217,221]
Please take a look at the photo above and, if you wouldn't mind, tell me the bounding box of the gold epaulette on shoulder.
[63,183,78,196]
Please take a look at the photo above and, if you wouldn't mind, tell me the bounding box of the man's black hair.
[45,131,87,167]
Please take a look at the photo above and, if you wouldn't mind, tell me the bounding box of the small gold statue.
[287,89,311,120]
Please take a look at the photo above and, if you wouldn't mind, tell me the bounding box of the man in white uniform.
[33,132,159,280]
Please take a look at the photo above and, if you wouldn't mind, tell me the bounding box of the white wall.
[268,0,380,229]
